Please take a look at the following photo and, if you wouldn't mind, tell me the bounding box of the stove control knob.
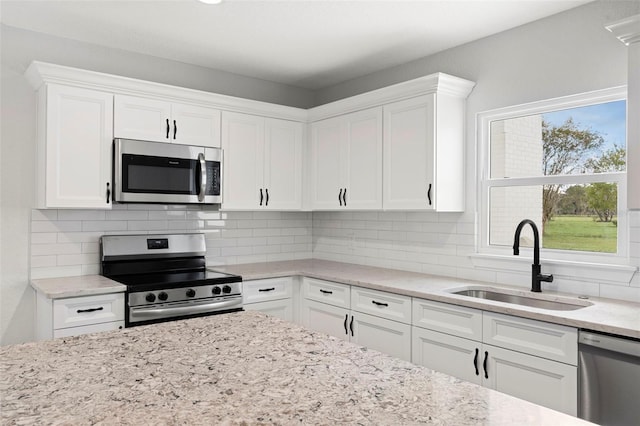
[212,286,222,295]
[186,288,196,298]
[158,292,168,301]
[222,285,232,294]
[145,293,156,303]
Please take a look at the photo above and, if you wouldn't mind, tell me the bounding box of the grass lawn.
[543,215,617,253]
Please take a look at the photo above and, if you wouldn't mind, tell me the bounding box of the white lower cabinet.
[242,277,296,322]
[300,278,412,361]
[36,291,125,340]
[411,298,577,416]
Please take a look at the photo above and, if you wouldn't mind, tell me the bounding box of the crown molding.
[25,61,476,124]
[25,61,309,122]
[605,14,640,46]
[307,73,475,122]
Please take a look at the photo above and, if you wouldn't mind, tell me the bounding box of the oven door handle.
[197,153,206,202]
[130,298,241,319]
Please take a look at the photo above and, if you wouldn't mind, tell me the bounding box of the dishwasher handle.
[579,330,640,358]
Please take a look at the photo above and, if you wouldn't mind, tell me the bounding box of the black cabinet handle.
[474,348,479,376]
[173,119,177,139]
[77,306,104,314]
[258,287,275,292]
[483,351,489,379]
[344,314,348,335]
[265,188,269,206]
[338,188,343,206]
[371,300,388,307]
[106,182,110,204]
[343,188,347,206]
[319,289,333,295]
[166,118,170,139]
[349,315,354,336]
[427,183,432,205]
[259,188,264,206]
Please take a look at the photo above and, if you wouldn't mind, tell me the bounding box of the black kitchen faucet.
[513,219,554,293]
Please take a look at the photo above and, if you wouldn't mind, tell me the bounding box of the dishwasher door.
[578,330,640,426]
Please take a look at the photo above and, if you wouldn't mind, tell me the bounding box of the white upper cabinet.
[37,84,113,209]
[114,94,221,147]
[221,111,303,210]
[383,93,465,211]
[310,107,382,210]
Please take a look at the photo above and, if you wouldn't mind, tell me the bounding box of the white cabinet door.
[383,95,436,210]
[42,84,113,209]
[171,103,221,147]
[221,111,265,209]
[351,312,411,362]
[300,299,349,341]
[244,299,294,322]
[484,344,577,416]
[343,108,382,209]
[114,95,221,147]
[222,112,303,210]
[309,107,382,210]
[310,117,345,209]
[114,95,171,142]
[263,118,303,210]
[412,326,482,385]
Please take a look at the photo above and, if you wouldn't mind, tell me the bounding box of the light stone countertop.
[0,310,592,425]
[211,259,640,339]
[31,274,126,298]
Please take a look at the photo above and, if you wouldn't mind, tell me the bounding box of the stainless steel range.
[100,233,242,327]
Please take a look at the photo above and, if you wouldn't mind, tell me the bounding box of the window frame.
[477,87,628,265]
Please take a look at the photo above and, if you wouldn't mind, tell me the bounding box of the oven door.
[113,138,222,204]
[127,296,243,327]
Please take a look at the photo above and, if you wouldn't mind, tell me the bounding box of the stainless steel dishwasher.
[578,330,640,426]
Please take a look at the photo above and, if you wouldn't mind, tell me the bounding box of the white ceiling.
[0,0,592,90]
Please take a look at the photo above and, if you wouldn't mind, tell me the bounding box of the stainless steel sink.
[448,287,591,311]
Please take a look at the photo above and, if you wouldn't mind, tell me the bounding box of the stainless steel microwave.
[113,139,222,204]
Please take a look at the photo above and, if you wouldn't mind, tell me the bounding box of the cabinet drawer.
[483,312,577,365]
[351,286,411,324]
[53,321,124,339]
[303,278,350,308]
[412,298,482,341]
[244,299,293,322]
[53,293,125,329]
[243,277,293,304]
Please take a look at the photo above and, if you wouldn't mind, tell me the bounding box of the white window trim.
[474,86,637,285]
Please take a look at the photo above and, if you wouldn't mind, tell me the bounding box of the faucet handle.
[538,273,554,283]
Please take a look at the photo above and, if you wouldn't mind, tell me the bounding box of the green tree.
[584,145,626,223]
[557,185,589,215]
[542,118,604,227]
[586,183,617,222]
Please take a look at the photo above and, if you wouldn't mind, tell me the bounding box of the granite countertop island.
[1,311,590,425]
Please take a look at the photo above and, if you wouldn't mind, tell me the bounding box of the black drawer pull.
[258,287,275,292]
[343,314,348,335]
[319,289,333,295]
[483,351,489,379]
[338,188,343,206]
[474,348,479,376]
[371,300,388,307]
[349,315,354,336]
[166,118,170,139]
[427,183,432,205]
[77,307,104,314]
[173,119,177,139]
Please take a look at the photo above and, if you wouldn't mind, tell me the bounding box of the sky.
[542,100,626,152]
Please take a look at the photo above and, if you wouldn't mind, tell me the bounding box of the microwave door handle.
[198,153,206,202]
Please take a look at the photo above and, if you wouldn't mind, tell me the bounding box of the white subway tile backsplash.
[82,221,128,232]
[28,206,640,304]
[58,210,106,221]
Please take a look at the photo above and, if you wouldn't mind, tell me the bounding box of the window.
[478,88,627,263]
